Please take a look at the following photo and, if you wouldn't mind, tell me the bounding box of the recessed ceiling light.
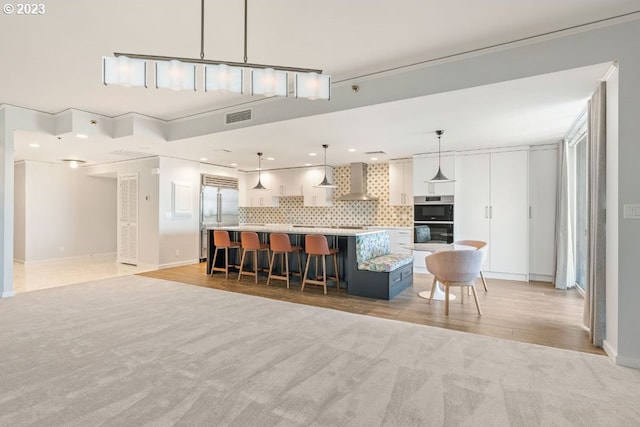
[348,148,356,152]
[305,163,312,166]
[76,134,88,139]
[308,152,317,156]
[200,157,208,161]
[371,157,378,161]
[29,143,40,148]
[230,163,238,166]
[267,157,275,161]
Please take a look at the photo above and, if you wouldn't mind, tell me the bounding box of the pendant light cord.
[438,133,442,167]
[244,0,248,63]
[200,0,205,60]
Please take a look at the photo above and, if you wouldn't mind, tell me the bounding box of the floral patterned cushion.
[355,231,390,264]
[358,253,414,272]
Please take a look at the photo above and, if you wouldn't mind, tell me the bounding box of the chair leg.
[210,247,219,276]
[284,253,290,289]
[322,255,327,295]
[333,254,340,292]
[253,251,258,284]
[237,249,247,281]
[224,247,229,279]
[267,250,276,286]
[301,255,311,292]
[445,283,450,315]
[480,270,488,291]
[429,277,438,303]
[471,284,482,315]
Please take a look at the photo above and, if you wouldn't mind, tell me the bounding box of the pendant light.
[315,144,338,188]
[428,130,455,183]
[252,152,268,190]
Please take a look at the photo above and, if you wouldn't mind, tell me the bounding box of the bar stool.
[210,230,241,279]
[267,233,303,288]
[302,234,340,295]
[238,231,270,283]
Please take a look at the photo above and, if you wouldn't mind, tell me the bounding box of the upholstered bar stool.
[302,234,340,295]
[267,233,303,288]
[210,230,241,279]
[238,231,270,283]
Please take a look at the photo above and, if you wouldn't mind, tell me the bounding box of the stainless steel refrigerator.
[200,175,239,260]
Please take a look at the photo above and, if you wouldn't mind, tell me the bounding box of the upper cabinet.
[388,159,413,206]
[412,154,455,196]
[302,166,334,206]
[270,168,304,197]
[240,171,280,207]
[238,166,332,207]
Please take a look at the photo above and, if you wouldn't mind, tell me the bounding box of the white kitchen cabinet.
[389,159,413,206]
[244,172,279,207]
[394,227,413,254]
[271,168,303,197]
[529,146,558,280]
[455,149,528,279]
[368,227,413,254]
[302,166,334,206]
[412,154,455,196]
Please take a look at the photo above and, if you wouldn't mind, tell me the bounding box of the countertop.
[206,224,383,236]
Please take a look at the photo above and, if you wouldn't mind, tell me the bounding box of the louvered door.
[117,173,138,265]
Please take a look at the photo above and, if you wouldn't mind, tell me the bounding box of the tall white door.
[118,173,138,265]
[455,153,491,269]
[529,147,558,277]
[489,150,529,275]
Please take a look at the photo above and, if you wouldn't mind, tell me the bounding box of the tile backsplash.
[239,162,412,227]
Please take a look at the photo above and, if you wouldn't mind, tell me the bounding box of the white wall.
[88,157,160,267]
[13,162,25,261]
[16,161,117,263]
[604,66,619,357]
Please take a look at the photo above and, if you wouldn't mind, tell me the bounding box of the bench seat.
[358,253,414,272]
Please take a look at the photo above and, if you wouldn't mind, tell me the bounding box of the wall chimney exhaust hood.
[336,162,379,201]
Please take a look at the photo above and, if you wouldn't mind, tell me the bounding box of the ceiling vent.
[225,109,252,125]
[364,150,386,155]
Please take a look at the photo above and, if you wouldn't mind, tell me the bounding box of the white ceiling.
[3,0,637,170]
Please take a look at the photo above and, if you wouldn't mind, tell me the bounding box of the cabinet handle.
[485,206,488,218]
[489,206,493,219]
[529,206,532,219]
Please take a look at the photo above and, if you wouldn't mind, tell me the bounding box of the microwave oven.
[414,203,454,222]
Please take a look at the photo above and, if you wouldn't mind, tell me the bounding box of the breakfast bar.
[206,225,414,299]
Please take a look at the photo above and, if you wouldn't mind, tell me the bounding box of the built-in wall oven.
[414,195,454,244]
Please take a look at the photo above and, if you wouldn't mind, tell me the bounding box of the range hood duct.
[336,162,379,201]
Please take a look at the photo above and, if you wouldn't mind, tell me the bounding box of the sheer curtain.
[584,82,607,347]
[554,139,576,290]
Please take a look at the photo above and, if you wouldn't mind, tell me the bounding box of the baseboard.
[603,339,617,362]
[158,259,200,269]
[1,291,15,298]
[13,258,25,264]
[22,252,117,265]
[483,271,529,282]
[529,274,554,282]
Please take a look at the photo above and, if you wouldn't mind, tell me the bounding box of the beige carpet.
[0,275,638,427]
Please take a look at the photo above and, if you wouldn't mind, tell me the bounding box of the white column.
[0,108,15,297]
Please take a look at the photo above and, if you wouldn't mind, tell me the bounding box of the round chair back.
[426,250,483,283]
[213,230,232,247]
[270,233,292,252]
[454,240,487,250]
[305,235,330,255]
[241,232,261,250]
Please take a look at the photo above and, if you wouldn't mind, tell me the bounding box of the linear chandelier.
[102,0,330,100]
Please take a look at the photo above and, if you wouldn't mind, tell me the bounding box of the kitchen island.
[206,225,414,299]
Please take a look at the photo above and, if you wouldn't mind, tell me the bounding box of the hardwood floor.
[138,263,604,356]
